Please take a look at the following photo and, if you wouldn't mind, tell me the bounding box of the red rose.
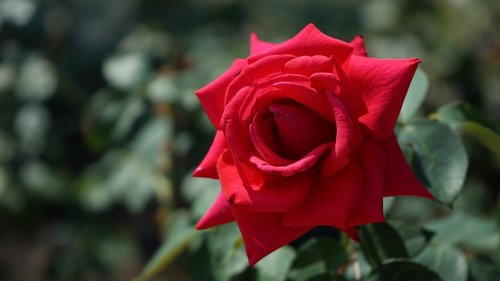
[193,24,433,265]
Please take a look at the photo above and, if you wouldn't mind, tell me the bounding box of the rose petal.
[250,143,331,177]
[222,85,254,159]
[269,82,334,123]
[248,24,353,67]
[347,56,420,139]
[350,35,368,57]
[239,74,311,126]
[232,207,312,266]
[268,102,335,159]
[217,149,312,212]
[283,160,363,229]
[250,32,278,55]
[196,59,247,128]
[309,71,367,120]
[380,134,434,198]
[193,130,226,179]
[284,55,334,77]
[321,94,357,177]
[226,54,295,104]
[249,108,293,166]
[196,191,234,229]
[347,140,385,227]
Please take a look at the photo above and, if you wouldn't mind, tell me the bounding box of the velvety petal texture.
[193,23,433,265]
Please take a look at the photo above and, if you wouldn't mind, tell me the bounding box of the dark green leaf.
[398,120,468,206]
[255,246,296,281]
[289,237,347,281]
[399,68,429,123]
[365,260,442,281]
[414,243,467,281]
[133,211,199,281]
[358,223,409,268]
[469,258,500,281]
[390,221,434,257]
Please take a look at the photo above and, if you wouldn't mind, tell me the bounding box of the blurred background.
[0,0,499,280]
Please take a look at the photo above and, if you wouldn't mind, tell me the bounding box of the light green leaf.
[129,117,173,165]
[424,212,500,252]
[256,246,296,281]
[435,102,496,130]
[208,223,248,281]
[359,222,409,268]
[398,120,468,206]
[111,96,146,141]
[399,68,429,123]
[103,52,150,91]
[414,244,467,281]
[133,211,199,281]
[461,121,500,154]
[435,102,500,154]
[364,260,442,281]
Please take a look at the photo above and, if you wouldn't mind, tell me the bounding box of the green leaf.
[424,211,500,252]
[365,260,443,281]
[435,102,500,154]
[435,102,496,130]
[399,68,429,123]
[398,120,468,206]
[207,223,248,281]
[469,258,500,281]
[289,237,348,281]
[390,221,433,257]
[414,244,467,281]
[255,246,296,281]
[103,52,150,91]
[461,122,500,154]
[133,211,199,281]
[111,96,146,141]
[358,223,409,268]
[129,117,173,164]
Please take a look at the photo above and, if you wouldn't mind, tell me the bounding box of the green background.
[0,0,499,280]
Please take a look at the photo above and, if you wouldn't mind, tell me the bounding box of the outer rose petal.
[250,32,278,55]
[193,130,226,179]
[283,160,363,229]
[348,56,419,139]
[381,134,434,198]
[196,59,247,127]
[350,36,368,57]
[196,192,234,229]
[248,24,353,67]
[347,140,385,227]
[232,207,312,266]
[217,149,313,212]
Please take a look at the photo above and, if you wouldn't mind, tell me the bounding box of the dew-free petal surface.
[348,56,419,139]
[196,191,234,229]
[196,59,247,127]
[380,134,434,198]
[232,207,311,266]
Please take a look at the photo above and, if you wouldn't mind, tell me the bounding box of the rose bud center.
[264,102,336,160]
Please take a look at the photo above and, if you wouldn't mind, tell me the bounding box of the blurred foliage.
[0,0,499,280]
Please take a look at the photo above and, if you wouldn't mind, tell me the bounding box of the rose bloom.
[193,24,433,265]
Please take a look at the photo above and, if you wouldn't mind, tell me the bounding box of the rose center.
[261,102,336,160]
